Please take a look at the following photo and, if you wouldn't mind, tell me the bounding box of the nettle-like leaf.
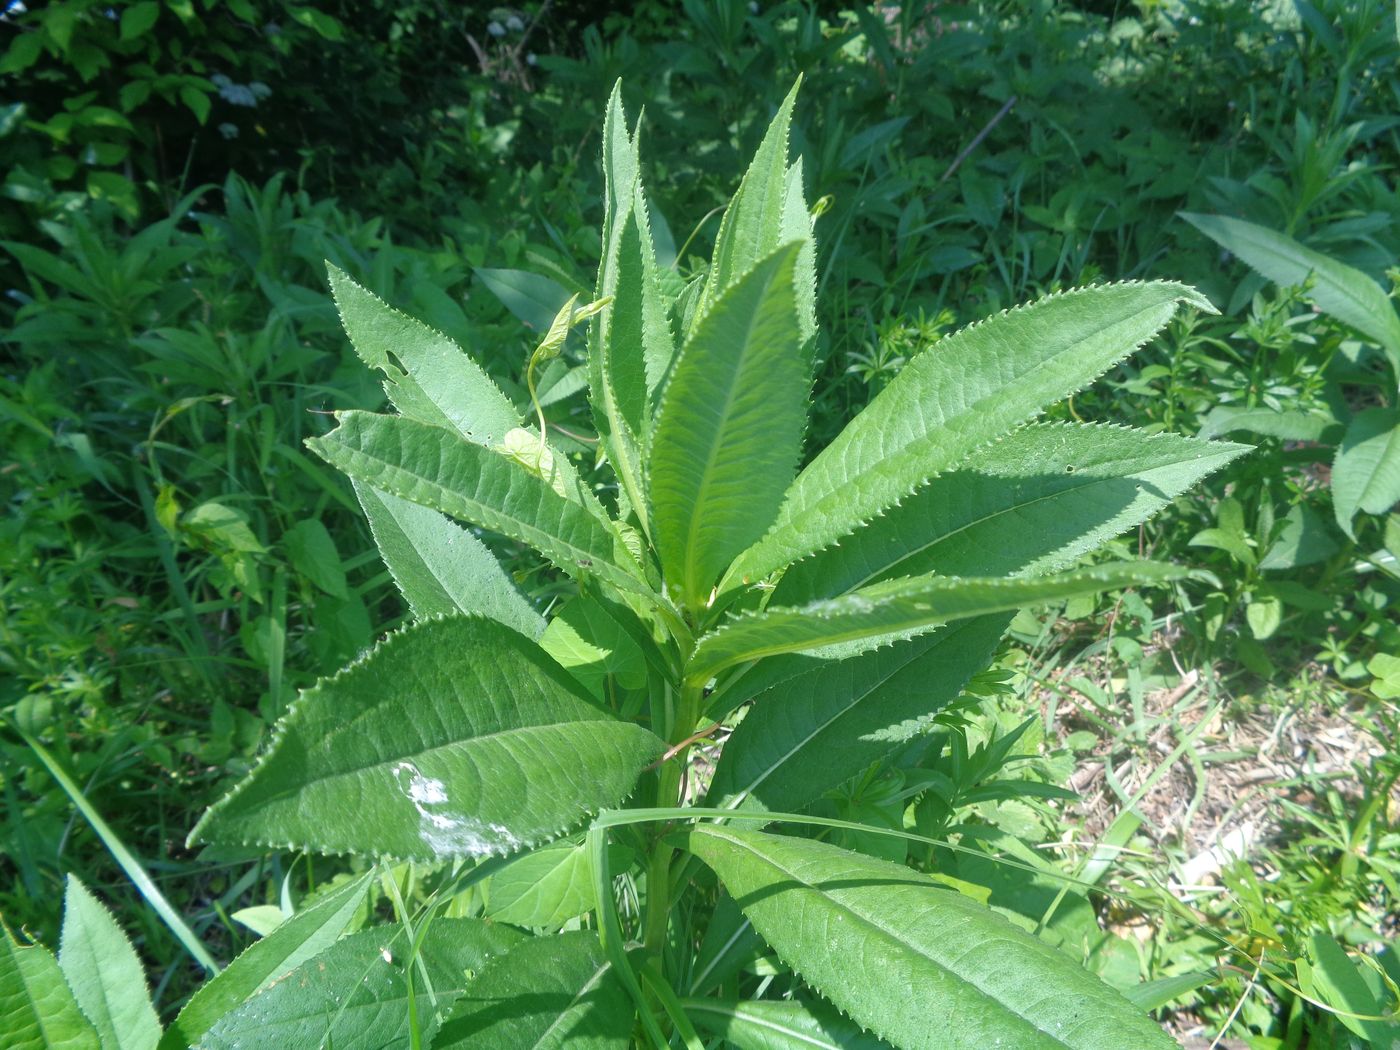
[58,877,160,1050]
[433,931,633,1049]
[687,561,1187,685]
[720,282,1213,602]
[1332,408,1400,538]
[650,242,807,609]
[1,923,101,1050]
[191,616,664,861]
[686,995,895,1050]
[688,827,1176,1050]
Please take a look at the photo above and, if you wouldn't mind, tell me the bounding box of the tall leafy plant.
[13,83,1246,1048]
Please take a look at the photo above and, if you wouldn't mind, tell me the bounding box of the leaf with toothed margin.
[190,616,665,862]
[433,931,633,1049]
[686,995,895,1050]
[353,479,545,637]
[718,281,1214,605]
[308,411,651,601]
[773,422,1250,605]
[650,243,807,610]
[159,871,374,1050]
[704,616,1008,814]
[687,827,1177,1050]
[58,877,160,1050]
[1,923,100,1050]
[779,158,818,358]
[200,919,524,1050]
[699,79,802,316]
[328,263,520,446]
[688,561,1186,685]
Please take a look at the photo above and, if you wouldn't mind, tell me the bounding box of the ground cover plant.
[3,80,1256,1049]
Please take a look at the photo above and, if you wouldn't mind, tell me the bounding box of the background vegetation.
[2,0,1399,1045]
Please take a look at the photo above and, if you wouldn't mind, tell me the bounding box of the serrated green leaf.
[201,919,523,1050]
[159,871,373,1050]
[779,159,818,356]
[720,282,1211,601]
[191,617,664,861]
[308,411,648,600]
[328,264,520,446]
[651,243,807,609]
[1,925,101,1050]
[1182,212,1400,374]
[1332,408,1400,538]
[689,562,1185,685]
[705,616,1007,814]
[353,480,544,637]
[774,423,1248,604]
[686,996,894,1050]
[486,842,599,928]
[433,931,633,1049]
[58,877,160,1050]
[688,827,1176,1050]
[701,81,801,312]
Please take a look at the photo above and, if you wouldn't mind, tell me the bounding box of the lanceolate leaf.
[354,479,545,637]
[0,926,101,1050]
[705,616,1007,814]
[200,919,524,1050]
[1332,408,1400,537]
[1182,212,1400,375]
[433,931,633,1049]
[58,877,160,1050]
[651,243,807,608]
[720,282,1212,601]
[485,842,599,928]
[191,617,665,861]
[159,871,373,1050]
[773,423,1249,604]
[328,264,520,446]
[779,159,818,356]
[686,996,895,1050]
[688,827,1176,1050]
[688,562,1186,684]
[309,411,649,600]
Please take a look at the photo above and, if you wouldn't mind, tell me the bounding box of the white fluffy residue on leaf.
[392,761,521,857]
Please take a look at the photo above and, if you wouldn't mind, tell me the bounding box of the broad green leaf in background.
[773,423,1248,604]
[281,518,348,599]
[309,411,647,599]
[539,594,649,702]
[650,243,806,609]
[704,616,1008,814]
[159,870,373,1050]
[353,479,545,637]
[1332,408,1400,537]
[200,919,523,1050]
[1297,933,1400,1046]
[1182,212,1400,376]
[329,264,520,446]
[1196,404,1344,444]
[486,841,613,927]
[688,561,1187,684]
[475,266,577,338]
[686,996,895,1050]
[0,924,100,1050]
[191,617,664,861]
[720,282,1212,601]
[688,827,1177,1050]
[58,877,160,1050]
[433,931,633,1049]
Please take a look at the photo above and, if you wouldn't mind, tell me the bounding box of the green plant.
[8,81,1250,1048]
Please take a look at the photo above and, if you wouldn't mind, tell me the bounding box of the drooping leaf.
[476,266,577,336]
[159,871,373,1050]
[328,264,520,446]
[688,827,1176,1050]
[191,617,664,861]
[1182,212,1400,374]
[688,562,1186,685]
[1,925,101,1050]
[705,617,1007,814]
[650,243,807,608]
[720,282,1212,600]
[353,479,544,637]
[774,422,1247,604]
[686,996,895,1050]
[200,919,523,1050]
[58,877,160,1050]
[433,931,633,1049]
[308,411,648,600]
[1196,404,1344,444]
[701,80,801,311]
[1332,408,1400,537]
